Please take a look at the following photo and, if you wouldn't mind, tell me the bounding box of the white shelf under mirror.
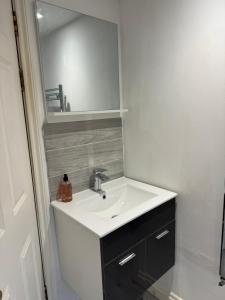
[47,109,128,123]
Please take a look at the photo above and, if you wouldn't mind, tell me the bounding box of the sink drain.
[111,215,118,219]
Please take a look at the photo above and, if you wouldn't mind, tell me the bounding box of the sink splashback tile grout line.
[48,158,123,179]
[46,138,123,153]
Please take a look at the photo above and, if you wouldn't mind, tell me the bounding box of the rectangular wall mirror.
[35,1,121,119]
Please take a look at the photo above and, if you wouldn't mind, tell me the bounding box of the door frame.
[10,0,47,298]
[10,0,59,299]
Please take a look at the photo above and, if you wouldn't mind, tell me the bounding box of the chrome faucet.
[90,168,109,197]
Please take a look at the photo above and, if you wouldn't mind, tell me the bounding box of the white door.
[0,1,44,299]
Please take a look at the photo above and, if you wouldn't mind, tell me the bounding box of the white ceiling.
[37,1,81,37]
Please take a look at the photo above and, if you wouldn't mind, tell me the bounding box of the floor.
[143,292,159,300]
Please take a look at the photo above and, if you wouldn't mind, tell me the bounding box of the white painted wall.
[120,0,225,299]
[22,0,120,300]
[41,15,120,111]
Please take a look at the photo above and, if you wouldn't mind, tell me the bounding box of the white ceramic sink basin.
[51,177,177,237]
[79,184,157,220]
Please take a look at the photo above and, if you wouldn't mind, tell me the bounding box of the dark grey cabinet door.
[103,241,149,300]
[146,221,175,284]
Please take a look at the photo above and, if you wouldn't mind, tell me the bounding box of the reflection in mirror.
[36,1,120,114]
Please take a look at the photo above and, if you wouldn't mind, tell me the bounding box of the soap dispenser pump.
[57,174,72,202]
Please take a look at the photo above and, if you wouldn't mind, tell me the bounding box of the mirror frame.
[35,0,124,123]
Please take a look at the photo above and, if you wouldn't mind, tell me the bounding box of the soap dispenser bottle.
[57,174,72,202]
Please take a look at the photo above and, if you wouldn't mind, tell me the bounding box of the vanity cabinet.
[53,197,176,300]
[146,221,175,283]
[103,241,148,300]
[101,199,176,300]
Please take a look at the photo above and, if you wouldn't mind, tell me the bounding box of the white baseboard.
[149,286,184,300]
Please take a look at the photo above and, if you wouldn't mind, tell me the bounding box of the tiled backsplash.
[43,118,124,200]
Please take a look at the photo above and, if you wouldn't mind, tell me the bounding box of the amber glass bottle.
[57,174,72,202]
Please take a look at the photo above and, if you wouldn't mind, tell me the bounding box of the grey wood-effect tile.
[49,159,123,200]
[45,127,122,151]
[44,118,122,136]
[46,139,123,177]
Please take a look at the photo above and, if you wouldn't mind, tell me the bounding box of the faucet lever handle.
[94,168,107,174]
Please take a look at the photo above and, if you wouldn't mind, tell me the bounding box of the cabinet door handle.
[156,230,170,240]
[119,253,136,266]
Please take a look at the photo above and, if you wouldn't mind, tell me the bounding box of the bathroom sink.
[51,177,177,237]
[78,184,157,220]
